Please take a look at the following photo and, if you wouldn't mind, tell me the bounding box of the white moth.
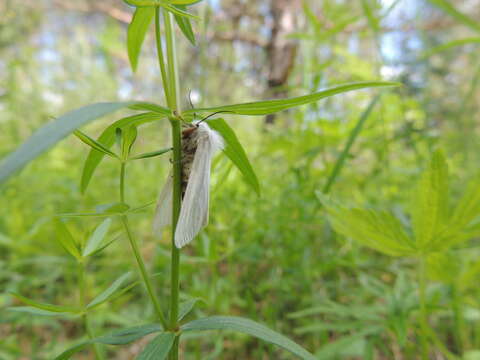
[153,121,224,248]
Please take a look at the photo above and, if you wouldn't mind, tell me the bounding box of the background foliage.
[1,0,480,359]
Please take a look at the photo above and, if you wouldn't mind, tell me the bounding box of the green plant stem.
[160,9,182,360]
[169,119,182,331]
[418,256,430,359]
[163,12,180,111]
[154,7,171,106]
[119,160,168,328]
[452,282,466,353]
[122,216,168,328]
[78,260,105,360]
[120,162,126,203]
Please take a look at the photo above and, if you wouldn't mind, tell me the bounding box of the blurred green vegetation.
[1,0,480,359]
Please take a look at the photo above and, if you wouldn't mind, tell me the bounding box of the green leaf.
[420,37,480,58]
[207,118,260,195]
[80,112,165,193]
[167,0,204,4]
[54,324,163,359]
[430,174,480,249]
[87,235,120,257]
[127,7,155,72]
[185,82,400,116]
[55,220,82,260]
[181,316,316,360]
[97,202,131,214]
[295,322,364,335]
[426,0,480,32]
[0,102,133,184]
[129,102,171,115]
[131,148,172,160]
[10,293,78,314]
[54,342,90,360]
[74,130,119,159]
[124,0,202,13]
[59,203,131,219]
[302,2,321,33]
[96,324,163,345]
[450,174,480,229]
[410,151,450,250]
[315,328,381,359]
[361,0,380,32]
[121,125,138,159]
[160,2,200,20]
[318,193,416,256]
[178,298,202,321]
[174,5,196,45]
[8,306,75,317]
[87,272,132,309]
[137,333,176,360]
[126,201,155,214]
[83,218,113,257]
[289,301,380,321]
[323,95,381,193]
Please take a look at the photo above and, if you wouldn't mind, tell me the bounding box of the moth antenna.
[187,90,195,110]
[186,90,201,121]
[196,111,235,126]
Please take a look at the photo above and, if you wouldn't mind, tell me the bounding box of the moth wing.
[174,135,213,248]
[153,172,173,236]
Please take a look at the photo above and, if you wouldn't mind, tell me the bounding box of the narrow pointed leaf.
[426,0,480,32]
[167,0,204,4]
[160,3,200,20]
[121,125,138,159]
[315,328,382,359]
[0,102,133,184]
[432,174,480,248]
[182,316,316,360]
[323,95,381,193]
[74,130,119,159]
[174,5,196,45]
[410,151,449,249]
[129,103,171,115]
[87,272,132,309]
[54,324,163,359]
[421,37,480,58]
[137,333,175,360]
[60,203,130,218]
[131,148,172,160]
[11,293,78,313]
[178,298,202,321]
[361,0,380,32]
[124,0,202,6]
[97,202,131,214]
[55,220,82,259]
[96,324,163,345]
[186,82,399,116]
[88,235,120,257]
[54,342,90,360]
[318,193,416,256]
[207,118,260,195]
[80,112,165,193]
[8,306,75,317]
[450,174,480,229]
[128,7,155,72]
[83,218,113,257]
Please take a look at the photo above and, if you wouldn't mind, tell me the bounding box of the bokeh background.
[1,0,480,359]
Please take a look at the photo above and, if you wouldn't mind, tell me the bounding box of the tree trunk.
[265,0,301,124]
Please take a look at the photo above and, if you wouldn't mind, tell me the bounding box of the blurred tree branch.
[52,0,132,23]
